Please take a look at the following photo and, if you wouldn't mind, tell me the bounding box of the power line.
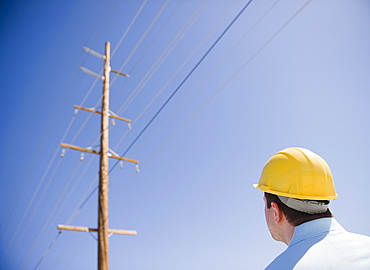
[65,0,253,238]
[30,3,254,267]
[109,2,185,150]
[32,231,62,270]
[59,0,167,159]
[146,0,314,163]
[111,0,148,58]
[30,0,314,267]
[64,0,255,220]
[130,0,283,158]
[51,0,212,230]
[111,0,313,235]
[87,0,121,50]
[17,160,85,269]
[110,0,183,106]
[0,5,102,247]
[115,0,210,115]
[111,0,212,151]
[111,0,312,217]
[110,0,169,86]
[115,0,255,162]
[5,1,130,268]
[1,2,120,264]
[3,156,65,269]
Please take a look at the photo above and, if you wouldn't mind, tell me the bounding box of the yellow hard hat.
[253,147,338,200]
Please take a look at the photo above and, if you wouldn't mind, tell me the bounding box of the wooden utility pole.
[58,41,138,270]
[98,41,110,270]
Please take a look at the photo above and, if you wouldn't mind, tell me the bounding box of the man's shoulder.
[336,230,370,255]
[345,230,370,242]
[265,222,370,269]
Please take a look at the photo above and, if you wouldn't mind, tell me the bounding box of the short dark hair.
[264,192,333,227]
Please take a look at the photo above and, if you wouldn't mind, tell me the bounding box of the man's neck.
[281,219,295,245]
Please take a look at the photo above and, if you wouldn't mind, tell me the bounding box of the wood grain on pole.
[98,41,110,270]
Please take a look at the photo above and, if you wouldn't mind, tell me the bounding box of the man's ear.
[270,201,283,223]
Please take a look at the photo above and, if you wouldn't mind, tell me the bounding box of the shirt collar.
[289,218,345,247]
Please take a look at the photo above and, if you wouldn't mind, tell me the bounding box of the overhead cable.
[31,0,314,267]
[110,0,169,86]
[131,0,281,158]
[32,231,62,270]
[115,0,210,115]
[112,0,212,151]
[139,0,313,167]
[115,0,255,163]
[51,0,198,230]
[54,0,256,236]
[128,0,241,136]
[3,0,120,261]
[113,0,312,209]
[13,1,123,267]
[17,160,84,269]
[31,3,254,251]
[111,0,148,58]
[110,0,183,105]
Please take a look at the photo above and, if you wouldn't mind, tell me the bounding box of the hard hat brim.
[253,183,338,200]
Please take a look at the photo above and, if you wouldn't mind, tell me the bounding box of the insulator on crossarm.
[80,153,85,161]
[128,123,132,130]
[74,109,78,116]
[111,118,116,126]
[135,164,140,173]
[61,148,65,158]
[120,161,124,169]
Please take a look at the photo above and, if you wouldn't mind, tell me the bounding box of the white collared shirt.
[265,218,370,269]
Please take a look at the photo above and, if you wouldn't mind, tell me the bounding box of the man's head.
[254,147,338,243]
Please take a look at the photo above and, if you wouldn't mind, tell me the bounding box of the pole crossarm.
[74,105,131,123]
[57,225,137,235]
[80,66,104,80]
[111,69,130,77]
[83,47,106,60]
[60,143,139,164]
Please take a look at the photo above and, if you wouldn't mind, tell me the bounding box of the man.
[254,147,370,269]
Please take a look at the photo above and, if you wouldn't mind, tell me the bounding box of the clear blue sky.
[1,0,370,269]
